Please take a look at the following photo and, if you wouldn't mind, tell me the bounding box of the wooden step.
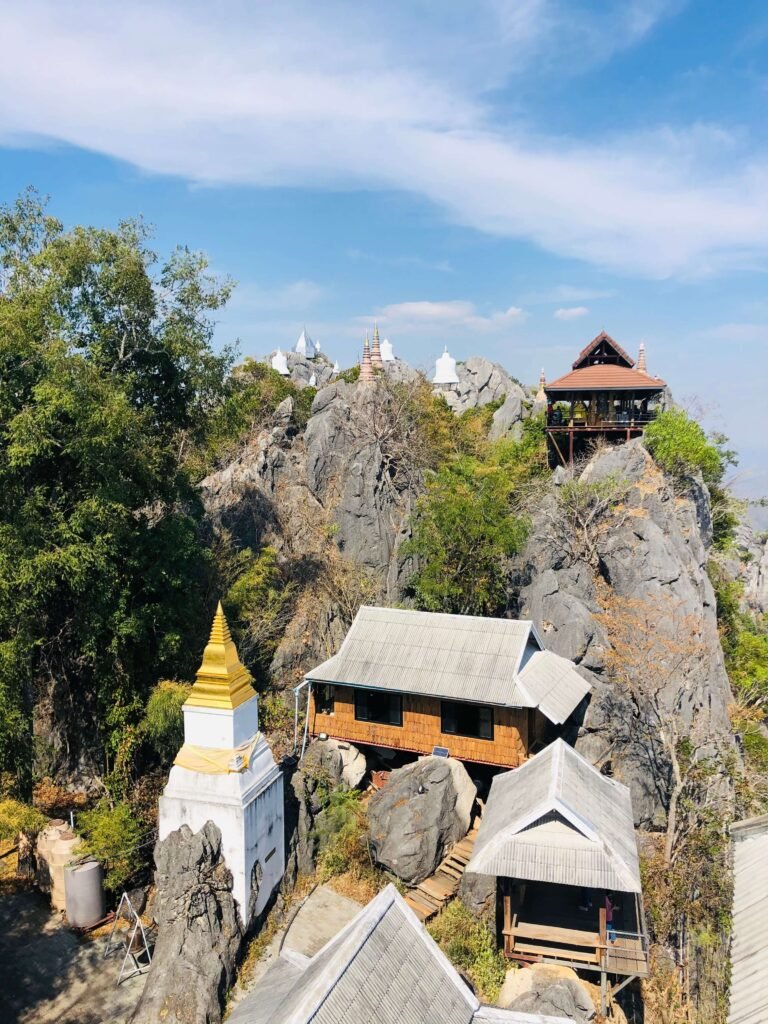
[420,877,455,899]
[512,942,599,965]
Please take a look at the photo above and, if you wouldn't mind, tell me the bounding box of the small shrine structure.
[295,328,319,359]
[544,331,666,465]
[433,346,460,386]
[271,348,290,376]
[159,604,284,924]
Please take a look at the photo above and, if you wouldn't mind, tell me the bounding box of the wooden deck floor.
[503,880,648,978]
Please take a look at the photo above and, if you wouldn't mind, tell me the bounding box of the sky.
[0,0,766,497]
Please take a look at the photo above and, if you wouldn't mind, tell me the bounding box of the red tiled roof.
[573,331,634,370]
[545,364,666,392]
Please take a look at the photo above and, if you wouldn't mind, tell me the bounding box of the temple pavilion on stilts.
[542,331,666,467]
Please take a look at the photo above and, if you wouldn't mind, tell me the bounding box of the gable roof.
[228,885,572,1024]
[467,740,641,893]
[545,364,666,392]
[729,815,768,1024]
[306,607,590,724]
[573,331,634,370]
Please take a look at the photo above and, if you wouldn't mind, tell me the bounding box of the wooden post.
[503,879,512,955]
[569,428,574,465]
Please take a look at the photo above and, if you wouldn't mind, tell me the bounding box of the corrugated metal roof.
[229,885,570,1024]
[467,740,641,893]
[728,815,768,1024]
[545,364,665,392]
[517,651,591,725]
[306,607,589,724]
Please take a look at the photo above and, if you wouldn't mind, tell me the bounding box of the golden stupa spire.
[184,602,256,710]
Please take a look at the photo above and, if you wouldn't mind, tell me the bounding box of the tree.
[0,190,233,790]
[644,409,739,549]
[403,455,528,616]
[595,587,724,868]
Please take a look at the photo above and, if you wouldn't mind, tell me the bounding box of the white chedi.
[380,338,394,361]
[309,372,317,387]
[158,605,284,925]
[271,348,290,376]
[295,328,319,359]
[433,346,460,385]
[333,360,340,373]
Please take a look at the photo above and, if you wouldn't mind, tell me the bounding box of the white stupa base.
[159,733,284,925]
[183,694,259,749]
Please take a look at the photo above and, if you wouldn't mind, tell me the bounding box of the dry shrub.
[33,777,88,817]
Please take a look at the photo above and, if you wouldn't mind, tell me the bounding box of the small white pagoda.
[295,328,319,359]
[271,348,290,376]
[159,605,284,924]
[380,337,394,362]
[433,346,460,386]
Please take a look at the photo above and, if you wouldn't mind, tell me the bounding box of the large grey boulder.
[130,822,242,1024]
[513,438,736,826]
[441,356,526,418]
[457,870,496,920]
[368,757,476,884]
[285,738,366,878]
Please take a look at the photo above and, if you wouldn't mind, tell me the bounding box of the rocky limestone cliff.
[131,822,242,1024]
[513,439,736,826]
[202,359,527,684]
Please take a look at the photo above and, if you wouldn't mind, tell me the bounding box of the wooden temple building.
[543,331,666,466]
[467,739,648,1012]
[304,606,590,769]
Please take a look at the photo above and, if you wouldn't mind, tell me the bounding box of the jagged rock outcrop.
[442,356,519,413]
[131,822,241,1024]
[284,738,366,879]
[729,519,768,616]
[368,756,476,883]
[202,378,422,683]
[513,439,736,826]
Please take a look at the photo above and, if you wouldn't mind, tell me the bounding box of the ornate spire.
[184,603,256,710]
[536,368,546,402]
[371,322,384,370]
[360,332,374,382]
[637,342,647,373]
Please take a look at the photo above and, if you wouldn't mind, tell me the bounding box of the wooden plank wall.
[309,685,533,767]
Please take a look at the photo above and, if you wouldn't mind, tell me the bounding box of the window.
[441,701,494,740]
[316,684,335,716]
[354,689,402,727]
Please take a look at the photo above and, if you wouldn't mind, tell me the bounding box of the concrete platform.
[0,889,146,1024]
[283,885,362,959]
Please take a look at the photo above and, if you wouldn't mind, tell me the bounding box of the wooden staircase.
[404,824,479,922]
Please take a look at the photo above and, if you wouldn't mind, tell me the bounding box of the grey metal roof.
[230,885,571,1024]
[728,814,768,1024]
[229,884,476,1024]
[467,740,641,893]
[517,650,591,725]
[306,606,589,724]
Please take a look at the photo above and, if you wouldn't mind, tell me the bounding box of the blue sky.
[0,0,766,496]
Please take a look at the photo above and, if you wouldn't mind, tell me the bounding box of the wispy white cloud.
[3,2,768,277]
[554,305,590,320]
[376,300,527,332]
[528,284,618,303]
[228,280,326,313]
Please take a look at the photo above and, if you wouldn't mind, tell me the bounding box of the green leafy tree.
[0,190,233,790]
[77,799,145,892]
[404,455,528,616]
[644,408,739,548]
[140,680,192,764]
[403,418,546,616]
